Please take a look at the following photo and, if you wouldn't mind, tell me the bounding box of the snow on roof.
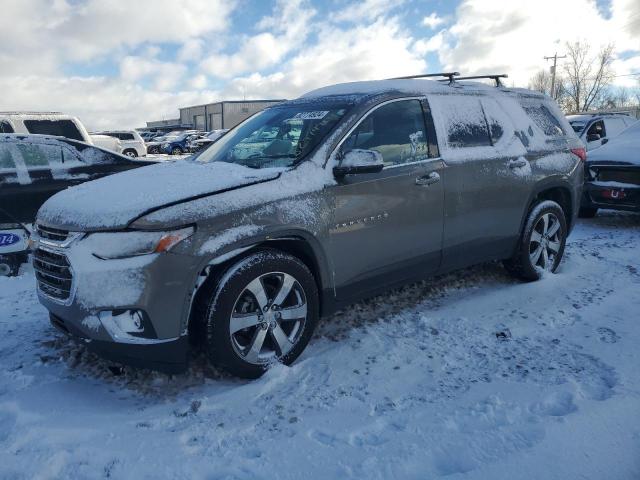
[300,78,543,100]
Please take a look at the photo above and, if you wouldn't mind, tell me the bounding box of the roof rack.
[452,74,509,87]
[388,72,460,84]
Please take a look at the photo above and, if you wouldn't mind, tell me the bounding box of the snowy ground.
[0,211,639,479]
[145,153,192,162]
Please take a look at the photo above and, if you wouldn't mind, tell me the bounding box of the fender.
[518,174,577,237]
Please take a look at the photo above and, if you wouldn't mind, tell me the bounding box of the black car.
[580,120,640,217]
[0,134,155,275]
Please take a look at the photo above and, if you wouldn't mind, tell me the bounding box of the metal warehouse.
[179,100,285,131]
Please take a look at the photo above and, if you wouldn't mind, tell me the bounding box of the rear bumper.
[50,312,189,373]
[581,182,640,212]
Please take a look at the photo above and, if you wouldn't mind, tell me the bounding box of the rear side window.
[23,119,84,141]
[0,120,14,133]
[120,133,135,140]
[520,103,565,137]
[441,97,492,148]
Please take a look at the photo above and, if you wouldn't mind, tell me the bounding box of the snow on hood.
[37,160,282,230]
[587,121,640,165]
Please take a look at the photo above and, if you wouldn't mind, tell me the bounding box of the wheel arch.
[186,229,334,344]
[521,179,575,233]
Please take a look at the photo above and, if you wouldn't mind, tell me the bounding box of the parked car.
[579,120,640,217]
[0,134,155,275]
[95,130,147,157]
[140,131,160,142]
[89,134,123,154]
[566,112,636,151]
[190,129,229,152]
[0,112,93,143]
[161,132,204,155]
[33,76,583,377]
[146,130,198,154]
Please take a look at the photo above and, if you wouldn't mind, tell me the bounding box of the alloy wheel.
[229,272,307,365]
[529,212,562,271]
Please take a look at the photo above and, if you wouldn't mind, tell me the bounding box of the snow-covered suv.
[567,113,636,151]
[32,76,584,377]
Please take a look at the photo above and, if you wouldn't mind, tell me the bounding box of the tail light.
[570,147,586,162]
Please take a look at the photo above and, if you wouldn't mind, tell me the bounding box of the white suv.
[95,130,147,157]
[0,112,92,143]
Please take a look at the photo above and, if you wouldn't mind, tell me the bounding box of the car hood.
[587,137,640,165]
[37,160,283,231]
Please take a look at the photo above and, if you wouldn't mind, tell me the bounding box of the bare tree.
[528,69,566,100]
[563,41,615,112]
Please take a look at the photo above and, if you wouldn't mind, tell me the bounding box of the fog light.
[99,309,157,343]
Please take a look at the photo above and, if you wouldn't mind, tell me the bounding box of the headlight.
[88,227,194,260]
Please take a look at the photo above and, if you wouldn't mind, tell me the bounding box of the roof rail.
[448,74,509,87]
[388,72,460,84]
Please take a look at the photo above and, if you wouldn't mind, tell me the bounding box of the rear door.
[430,94,533,271]
[328,98,444,301]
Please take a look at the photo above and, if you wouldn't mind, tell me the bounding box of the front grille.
[36,224,70,242]
[33,248,73,301]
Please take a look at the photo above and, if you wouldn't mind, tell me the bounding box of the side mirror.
[587,133,601,142]
[333,149,384,177]
[601,138,609,145]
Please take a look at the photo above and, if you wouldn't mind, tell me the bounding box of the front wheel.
[198,250,319,378]
[504,200,567,281]
[171,147,183,155]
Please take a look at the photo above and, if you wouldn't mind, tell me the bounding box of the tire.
[196,250,319,378]
[0,254,23,277]
[578,206,598,218]
[148,146,159,154]
[504,200,567,281]
[171,147,183,155]
[123,149,138,158]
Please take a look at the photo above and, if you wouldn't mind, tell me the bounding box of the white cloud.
[201,0,316,78]
[435,0,640,87]
[119,56,187,91]
[0,75,219,131]
[413,31,444,55]
[223,17,426,99]
[331,0,406,22]
[422,12,445,29]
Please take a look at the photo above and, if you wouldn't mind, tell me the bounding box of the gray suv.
[32,76,584,378]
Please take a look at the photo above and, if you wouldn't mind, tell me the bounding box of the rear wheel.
[123,149,138,158]
[578,206,598,218]
[504,200,567,281]
[197,250,319,378]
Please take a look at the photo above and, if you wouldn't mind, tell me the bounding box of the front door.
[328,98,444,302]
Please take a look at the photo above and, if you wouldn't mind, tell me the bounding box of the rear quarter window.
[23,119,85,141]
[520,102,565,137]
[0,120,14,133]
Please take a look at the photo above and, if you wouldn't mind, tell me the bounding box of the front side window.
[342,99,428,166]
[197,103,351,169]
[23,119,84,141]
[586,120,605,139]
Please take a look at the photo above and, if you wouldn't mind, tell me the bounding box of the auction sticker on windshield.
[293,111,329,120]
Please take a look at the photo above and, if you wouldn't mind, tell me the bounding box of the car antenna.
[388,72,461,85]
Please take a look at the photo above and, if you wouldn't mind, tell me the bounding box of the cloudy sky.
[1,0,638,130]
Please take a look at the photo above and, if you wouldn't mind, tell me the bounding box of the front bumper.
[34,234,202,372]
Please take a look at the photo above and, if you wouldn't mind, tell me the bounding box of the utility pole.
[544,52,566,99]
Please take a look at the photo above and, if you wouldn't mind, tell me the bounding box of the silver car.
[32,76,584,378]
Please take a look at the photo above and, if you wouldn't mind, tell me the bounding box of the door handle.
[508,158,528,169]
[415,172,440,186]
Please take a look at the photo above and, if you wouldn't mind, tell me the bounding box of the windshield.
[196,103,351,169]
[569,121,586,133]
